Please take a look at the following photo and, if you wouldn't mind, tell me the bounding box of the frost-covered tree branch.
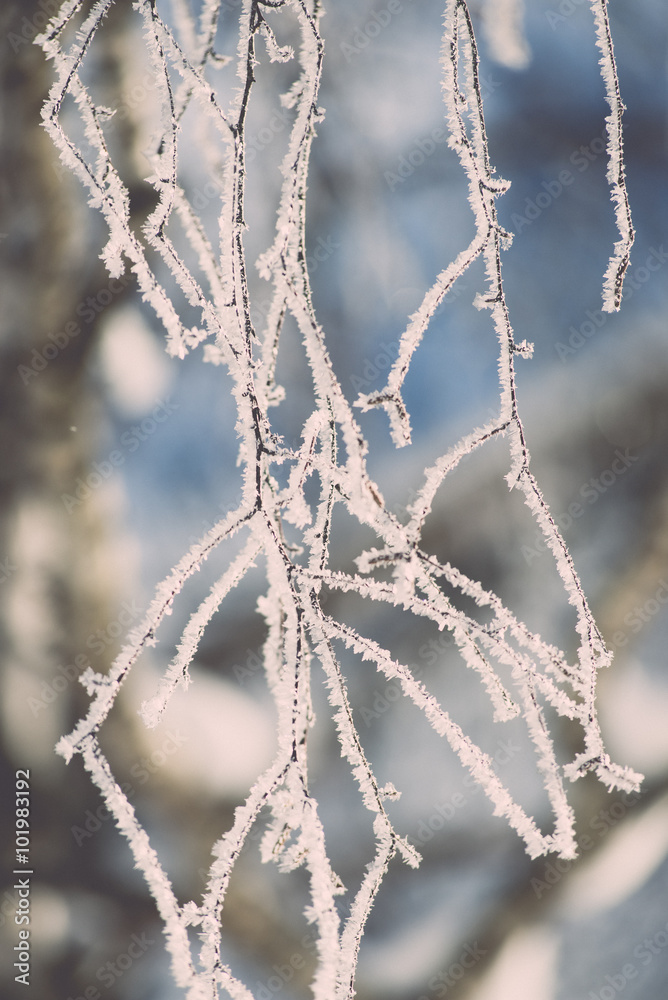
[38,1,640,997]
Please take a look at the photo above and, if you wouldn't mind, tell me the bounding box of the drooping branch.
[38,1,641,997]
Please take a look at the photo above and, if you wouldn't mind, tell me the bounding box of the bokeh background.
[1,1,667,998]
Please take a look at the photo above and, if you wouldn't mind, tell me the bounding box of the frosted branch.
[39,1,641,996]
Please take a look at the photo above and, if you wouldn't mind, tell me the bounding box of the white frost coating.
[589,0,635,311]
[40,1,641,997]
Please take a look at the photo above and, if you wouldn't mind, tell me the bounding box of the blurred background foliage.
[1,1,667,998]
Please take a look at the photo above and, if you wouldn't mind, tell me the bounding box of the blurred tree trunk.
[0,0,111,769]
[0,5,137,995]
